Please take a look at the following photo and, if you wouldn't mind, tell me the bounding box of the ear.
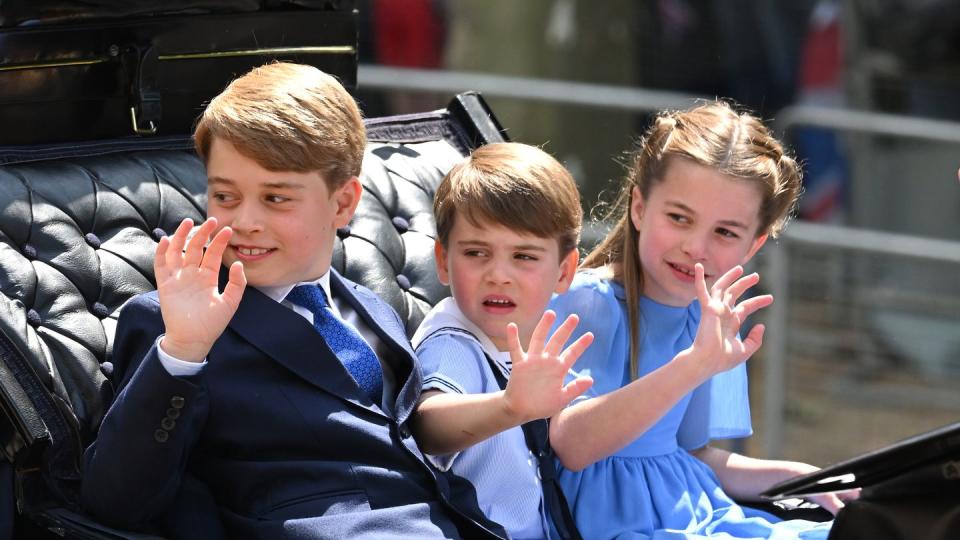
[743,233,769,263]
[434,240,451,286]
[332,176,363,228]
[629,185,644,231]
[554,248,580,294]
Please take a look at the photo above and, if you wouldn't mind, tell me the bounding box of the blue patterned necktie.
[286,284,384,404]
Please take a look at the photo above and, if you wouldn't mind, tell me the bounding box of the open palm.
[503,311,594,423]
[155,217,246,362]
[692,263,773,377]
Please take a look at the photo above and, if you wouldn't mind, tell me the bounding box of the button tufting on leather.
[26,309,41,327]
[91,302,109,319]
[336,226,351,239]
[396,274,411,291]
[391,216,409,233]
[152,228,167,241]
[99,362,114,377]
[84,233,101,249]
[22,244,36,259]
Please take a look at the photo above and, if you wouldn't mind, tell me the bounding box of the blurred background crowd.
[354,0,960,467]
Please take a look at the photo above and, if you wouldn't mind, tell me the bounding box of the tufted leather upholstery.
[0,92,506,537]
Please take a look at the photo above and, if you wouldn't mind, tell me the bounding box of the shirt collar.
[258,271,334,308]
[412,297,512,378]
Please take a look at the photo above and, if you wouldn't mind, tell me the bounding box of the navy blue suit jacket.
[82,269,504,539]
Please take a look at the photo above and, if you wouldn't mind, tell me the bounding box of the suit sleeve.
[81,294,210,529]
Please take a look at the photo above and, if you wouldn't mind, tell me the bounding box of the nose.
[484,257,512,285]
[681,232,708,262]
[229,202,264,235]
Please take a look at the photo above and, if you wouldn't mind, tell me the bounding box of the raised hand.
[689,263,773,380]
[154,217,247,362]
[503,310,594,423]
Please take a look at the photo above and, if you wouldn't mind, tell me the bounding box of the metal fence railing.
[758,223,960,460]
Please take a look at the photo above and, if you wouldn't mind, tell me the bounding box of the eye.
[667,212,690,224]
[515,252,538,261]
[210,192,237,204]
[463,249,486,258]
[265,194,291,204]
[716,227,740,239]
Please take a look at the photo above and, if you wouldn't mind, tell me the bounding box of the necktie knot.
[286,284,329,312]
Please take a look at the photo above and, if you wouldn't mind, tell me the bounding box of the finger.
[559,332,594,371]
[816,493,845,516]
[543,312,577,358]
[526,310,557,359]
[711,264,744,295]
[723,272,760,306]
[154,235,171,275]
[839,488,862,502]
[506,322,525,366]
[733,294,774,321]
[559,376,594,406]
[201,226,233,273]
[741,323,766,359]
[221,261,247,307]
[166,219,194,267]
[695,263,711,305]
[183,217,218,267]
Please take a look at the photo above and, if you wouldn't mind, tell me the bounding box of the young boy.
[81,62,504,539]
[410,142,595,540]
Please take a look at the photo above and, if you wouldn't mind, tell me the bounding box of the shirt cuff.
[156,335,207,376]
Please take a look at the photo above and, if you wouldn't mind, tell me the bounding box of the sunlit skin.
[630,158,768,306]
[435,214,579,351]
[206,138,359,288]
[154,137,362,362]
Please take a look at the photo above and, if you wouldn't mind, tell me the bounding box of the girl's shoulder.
[551,270,626,323]
[568,269,625,300]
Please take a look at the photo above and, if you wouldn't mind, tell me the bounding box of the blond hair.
[584,101,802,380]
[194,62,366,190]
[434,142,582,259]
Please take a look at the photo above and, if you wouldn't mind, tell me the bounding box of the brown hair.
[583,100,802,379]
[434,142,582,258]
[194,62,366,190]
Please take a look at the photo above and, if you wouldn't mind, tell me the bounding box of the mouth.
[232,245,275,260]
[667,261,709,280]
[482,295,516,312]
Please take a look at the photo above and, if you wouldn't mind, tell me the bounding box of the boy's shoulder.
[412,297,489,350]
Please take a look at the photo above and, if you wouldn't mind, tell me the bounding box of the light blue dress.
[548,273,832,540]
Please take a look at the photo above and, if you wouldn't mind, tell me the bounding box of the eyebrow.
[208,176,306,190]
[665,200,750,230]
[456,239,549,252]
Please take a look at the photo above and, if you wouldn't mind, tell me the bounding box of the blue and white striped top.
[412,297,553,540]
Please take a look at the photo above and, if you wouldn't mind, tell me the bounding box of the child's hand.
[503,311,594,423]
[689,263,773,379]
[155,217,246,362]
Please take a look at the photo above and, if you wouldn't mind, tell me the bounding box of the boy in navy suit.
[82,62,504,539]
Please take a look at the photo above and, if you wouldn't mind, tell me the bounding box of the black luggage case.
[0,1,357,146]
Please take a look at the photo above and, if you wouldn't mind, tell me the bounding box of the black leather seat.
[0,93,507,539]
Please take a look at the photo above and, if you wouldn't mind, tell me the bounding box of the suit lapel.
[329,270,422,425]
[225,275,387,418]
